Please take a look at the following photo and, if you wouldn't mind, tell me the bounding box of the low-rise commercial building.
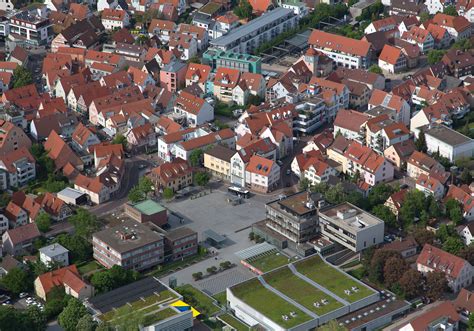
[92,220,164,271]
[124,200,168,227]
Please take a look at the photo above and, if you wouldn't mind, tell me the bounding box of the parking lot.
[159,190,273,286]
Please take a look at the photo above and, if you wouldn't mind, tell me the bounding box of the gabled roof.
[36,265,88,295]
[174,91,206,115]
[5,223,40,245]
[152,158,192,183]
[36,193,68,217]
[445,184,474,214]
[44,130,83,170]
[0,147,35,174]
[334,109,369,132]
[432,13,471,33]
[309,30,372,57]
[185,63,211,84]
[402,26,431,43]
[246,154,275,176]
[405,301,459,331]
[214,67,240,88]
[379,45,404,65]
[72,122,96,146]
[417,244,469,278]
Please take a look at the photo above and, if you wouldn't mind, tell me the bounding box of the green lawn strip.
[141,307,177,325]
[263,267,343,316]
[176,284,221,315]
[294,256,374,303]
[246,252,290,273]
[213,291,227,306]
[219,313,250,331]
[77,261,103,275]
[231,278,311,328]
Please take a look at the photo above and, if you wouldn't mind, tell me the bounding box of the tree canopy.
[91,266,140,294]
[36,212,51,233]
[69,209,99,238]
[12,66,33,89]
[58,298,89,331]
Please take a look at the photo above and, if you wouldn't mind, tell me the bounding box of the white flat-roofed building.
[319,203,384,252]
[209,8,298,54]
[39,243,69,267]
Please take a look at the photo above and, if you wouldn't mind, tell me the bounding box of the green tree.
[420,12,431,22]
[413,228,435,246]
[460,168,473,184]
[415,129,428,153]
[442,236,465,254]
[26,306,47,331]
[69,208,98,238]
[112,134,127,149]
[451,38,472,51]
[195,171,210,186]
[325,183,345,204]
[12,66,33,88]
[399,190,427,226]
[138,176,153,195]
[0,192,10,208]
[44,287,67,319]
[443,5,458,16]
[162,187,174,200]
[75,314,97,331]
[446,198,464,224]
[36,211,51,233]
[1,267,31,295]
[128,186,144,203]
[96,322,114,331]
[233,0,253,19]
[187,55,200,64]
[299,177,310,190]
[55,234,92,264]
[468,311,474,330]
[189,149,203,167]
[58,298,88,331]
[427,49,447,65]
[368,183,395,208]
[91,265,140,293]
[368,64,382,74]
[369,250,401,283]
[371,205,397,228]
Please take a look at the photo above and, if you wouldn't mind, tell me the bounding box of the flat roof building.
[92,219,164,271]
[209,8,298,54]
[319,203,384,252]
[202,49,262,73]
[124,199,168,227]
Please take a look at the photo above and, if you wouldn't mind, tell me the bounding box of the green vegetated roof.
[293,255,375,303]
[231,278,312,328]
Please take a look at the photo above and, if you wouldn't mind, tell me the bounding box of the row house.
[383,140,416,169]
[308,30,372,69]
[173,129,236,161]
[173,91,214,127]
[333,109,369,141]
[185,63,211,92]
[2,223,41,256]
[415,173,445,200]
[401,26,434,53]
[308,77,349,121]
[158,127,203,162]
[431,13,472,41]
[101,9,130,31]
[203,144,235,181]
[148,19,176,43]
[407,150,450,182]
[245,155,280,193]
[379,45,407,74]
[442,49,474,78]
[0,147,36,190]
[445,184,474,222]
[341,141,395,187]
[417,244,473,292]
[168,32,198,61]
[231,138,278,188]
[364,115,411,153]
[125,122,156,153]
[148,158,193,192]
[368,89,411,126]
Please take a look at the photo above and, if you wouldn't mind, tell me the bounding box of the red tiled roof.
[334,109,369,132]
[249,0,272,12]
[309,30,372,57]
[5,223,40,245]
[175,91,206,115]
[379,45,404,65]
[152,158,192,184]
[246,155,275,176]
[214,67,240,88]
[433,13,471,33]
[407,301,459,331]
[185,63,211,84]
[417,244,469,278]
[37,265,87,295]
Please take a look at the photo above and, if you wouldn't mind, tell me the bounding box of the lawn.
[129,290,177,310]
[294,255,375,303]
[141,307,177,325]
[231,278,311,329]
[176,284,221,316]
[246,250,290,273]
[77,261,103,275]
[219,313,250,331]
[263,267,343,316]
[213,291,227,306]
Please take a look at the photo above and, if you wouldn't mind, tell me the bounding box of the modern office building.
[202,49,262,73]
[255,192,323,253]
[209,8,298,54]
[318,203,384,252]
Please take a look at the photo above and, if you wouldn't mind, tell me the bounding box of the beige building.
[204,145,235,181]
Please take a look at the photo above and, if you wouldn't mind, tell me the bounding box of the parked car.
[19,292,28,298]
